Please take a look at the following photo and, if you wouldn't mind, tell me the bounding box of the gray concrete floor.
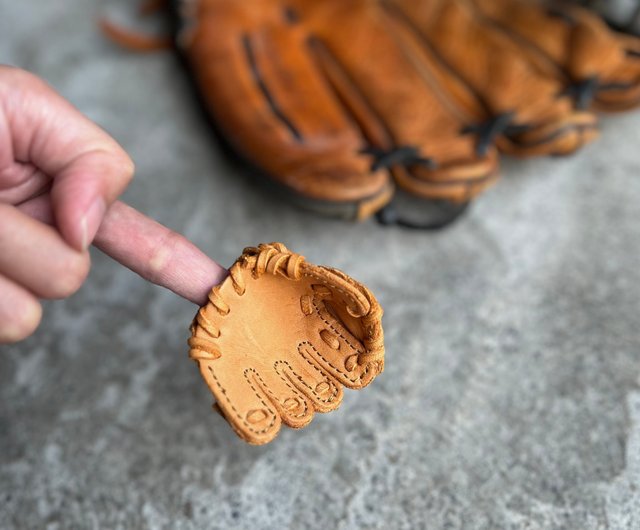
[2,2,640,529]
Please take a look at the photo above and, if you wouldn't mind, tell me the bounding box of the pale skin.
[0,66,228,344]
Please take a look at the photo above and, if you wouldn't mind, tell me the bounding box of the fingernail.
[80,198,106,251]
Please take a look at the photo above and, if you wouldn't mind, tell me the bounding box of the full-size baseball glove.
[188,243,384,445]
[104,0,639,226]
[170,0,598,224]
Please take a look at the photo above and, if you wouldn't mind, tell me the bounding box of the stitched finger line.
[205,365,278,436]
[245,367,311,422]
[298,341,373,385]
[275,359,341,407]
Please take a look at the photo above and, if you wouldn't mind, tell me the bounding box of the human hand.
[0,66,226,343]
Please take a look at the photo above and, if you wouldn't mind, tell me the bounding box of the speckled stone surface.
[2,2,640,529]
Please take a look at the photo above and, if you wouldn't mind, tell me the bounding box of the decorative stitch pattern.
[207,366,278,436]
[245,367,310,421]
[274,360,340,404]
[298,341,374,386]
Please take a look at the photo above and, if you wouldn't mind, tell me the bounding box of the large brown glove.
[470,0,640,111]
[188,243,384,445]
[172,0,603,225]
[176,0,503,221]
[103,0,603,225]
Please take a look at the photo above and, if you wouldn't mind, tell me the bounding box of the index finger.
[94,201,228,305]
[18,195,227,305]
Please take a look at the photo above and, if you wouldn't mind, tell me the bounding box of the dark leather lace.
[462,112,515,156]
[561,76,599,110]
[361,145,436,172]
[546,6,577,26]
[561,76,638,110]
[546,5,640,108]
[362,145,469,230]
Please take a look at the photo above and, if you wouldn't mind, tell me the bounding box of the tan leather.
[188,243,385,445]
[470,0,640,112]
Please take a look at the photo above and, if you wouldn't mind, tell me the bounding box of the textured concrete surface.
[2,2,640,529]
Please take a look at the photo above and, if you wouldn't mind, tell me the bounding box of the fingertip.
[106,148,136,193]
[117,152,135,186]
[0,297,42,344]
[189,263,230,306]
[55,192,106,252]
[80,197,106,251]
[45,250,91,300]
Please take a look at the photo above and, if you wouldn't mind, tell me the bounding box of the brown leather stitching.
[275,360,340,404]
[311,299,360,355]
[298,341,373,385]
[205,366,278,436]
[303,272,366,316]
[250,367,310,420]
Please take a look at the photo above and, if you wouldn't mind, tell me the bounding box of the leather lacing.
[361,145,436,172]
[361,142,477,230]
[562,76,640,110]
[546,5,640,110]
[561,76,599,110]
[462,112,516,156]
[188,243,384,367]
[363,111,515,170]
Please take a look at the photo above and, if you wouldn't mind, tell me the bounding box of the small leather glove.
[188,243,384,444]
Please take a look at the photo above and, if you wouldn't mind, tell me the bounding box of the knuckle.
[0,65,25,82]
[105,145,135,183]
[145,231,180,284]
[118,153,135,183]
[1,67,43,91]
[106,147,135,186]
[94,147,135,192]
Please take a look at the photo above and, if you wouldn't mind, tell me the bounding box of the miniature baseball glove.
[188,243,384,445]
